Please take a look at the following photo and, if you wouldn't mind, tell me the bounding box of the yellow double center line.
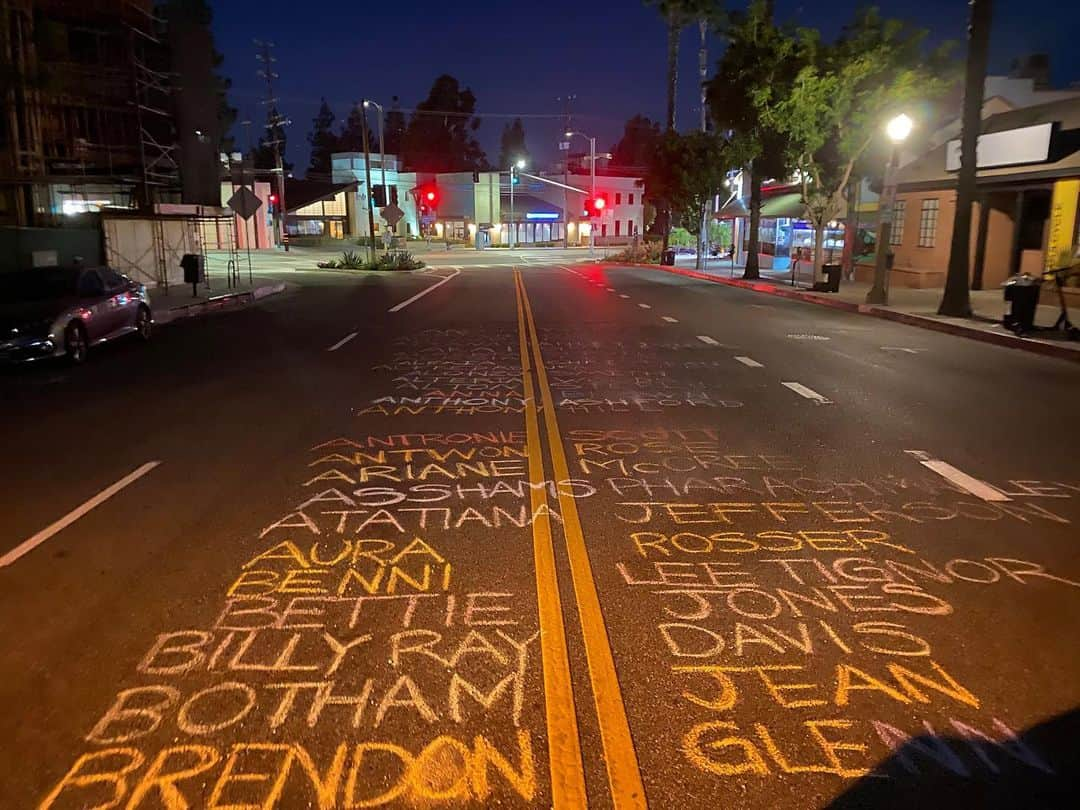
[514,269,646,809]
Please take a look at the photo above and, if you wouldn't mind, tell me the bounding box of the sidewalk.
[629,258,1080,363]
[149,275,288,325]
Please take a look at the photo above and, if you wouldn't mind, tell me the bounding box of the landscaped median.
[605,261,1080,364]
[317,249,425,272]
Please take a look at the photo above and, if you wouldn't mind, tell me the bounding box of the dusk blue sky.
[209,0,1080,176]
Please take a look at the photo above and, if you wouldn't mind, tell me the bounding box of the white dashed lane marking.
[661,316,678,323]
[904,450,1011,502]
[638,303,651,309]
[1,462,162,567]
[327,332,358,352]
[619,294,630,299]
[696,335,719,346]
[734,356,763,368]
[781,381,832,404]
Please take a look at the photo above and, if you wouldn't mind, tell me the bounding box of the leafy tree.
[760,8,953,281]
[159,0,236,151]
[384,95,407,157]
[306,98,339,179]
[706,0,804,279]
[338,103,375,154]
[401,75,487,172]
[497,118,530,169]
[645,131,731,238]
[611,115,662,168]
[249,105,293,173]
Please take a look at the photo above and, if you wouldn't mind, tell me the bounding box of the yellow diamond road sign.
[226,186,262,220]
[381,203,404,228]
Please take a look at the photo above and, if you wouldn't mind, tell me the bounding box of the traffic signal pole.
[360,107,377,262]
[509,164,515,249]
[589,135,596,257]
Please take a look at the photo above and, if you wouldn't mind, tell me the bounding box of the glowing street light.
[566,130,598,255]
[886,113,914,144]
[868,113,915,305]
[509,157,527,248]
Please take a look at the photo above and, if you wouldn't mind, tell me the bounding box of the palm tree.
[645,1,691,132]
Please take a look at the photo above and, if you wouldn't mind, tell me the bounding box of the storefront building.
[867,98,1080,291]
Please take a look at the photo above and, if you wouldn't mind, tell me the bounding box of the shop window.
[918,199,938,247]
[890,200,906,245]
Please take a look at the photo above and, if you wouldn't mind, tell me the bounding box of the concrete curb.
[609,261,1080,364]
[153,282,287,325]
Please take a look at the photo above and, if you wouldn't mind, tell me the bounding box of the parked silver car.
[0,266,152,365]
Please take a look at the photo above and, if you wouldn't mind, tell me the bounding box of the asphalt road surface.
[2,263,1078,809]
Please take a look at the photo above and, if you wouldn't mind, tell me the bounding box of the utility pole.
[255,40,289,251]
[364,100,388,248]
[697,17,709,270]
[558,94,576,248]
[360,105,377,261]
[939,0,992,317]
[567,131,597,256]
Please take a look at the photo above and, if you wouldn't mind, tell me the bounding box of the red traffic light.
[268,193,278,203]
[587,194,607,216]
[425,190,436,202]
[593,195,606,211]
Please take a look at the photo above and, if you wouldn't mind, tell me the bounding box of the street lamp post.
[509,158,526,248]
[867,113,914,306]
[363,100,388,250]
[566,131,596,256]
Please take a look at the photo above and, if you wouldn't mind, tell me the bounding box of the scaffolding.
[0,0,179,226]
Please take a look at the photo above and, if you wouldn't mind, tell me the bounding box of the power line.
[228,89,621,123]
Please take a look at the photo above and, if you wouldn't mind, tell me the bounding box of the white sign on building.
[946,122,1054,171]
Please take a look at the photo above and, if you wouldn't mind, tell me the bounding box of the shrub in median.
[317,250,425,271]
[607,241,663,264]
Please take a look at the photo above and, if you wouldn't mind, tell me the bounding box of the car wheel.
[64,321,88,365]
[135,305,152,341]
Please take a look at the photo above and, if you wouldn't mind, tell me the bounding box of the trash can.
[181,253,205,297]
[1003,273,1041,335]
[661,249,676,266]
[822,262,842,293]
[181,253,205,284]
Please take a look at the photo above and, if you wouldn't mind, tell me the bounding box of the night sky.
[209,0,1080,176]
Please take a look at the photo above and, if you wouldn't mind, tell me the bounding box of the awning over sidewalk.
[760,192,807,218]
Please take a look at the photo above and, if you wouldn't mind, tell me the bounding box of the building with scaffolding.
[0,0,181,227]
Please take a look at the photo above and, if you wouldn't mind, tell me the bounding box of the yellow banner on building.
[1045,178,1079,273]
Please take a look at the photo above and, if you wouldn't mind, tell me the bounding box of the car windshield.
[0,268,81,302]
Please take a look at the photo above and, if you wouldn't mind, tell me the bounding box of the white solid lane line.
[388,268,461,312]
[327,332,358,352]
[662,316,679,323]
[1,461,162,568]
[734,356,763,368]
[904,451,1011,502]
[638,303,652,309]
[696,335,719,345]
[781,381,832,404]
